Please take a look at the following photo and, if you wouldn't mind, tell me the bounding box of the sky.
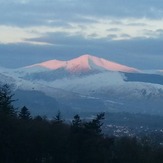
[0,0,163,69]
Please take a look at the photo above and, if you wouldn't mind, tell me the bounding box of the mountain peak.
[67,54,139,73]
[26,54,139,73]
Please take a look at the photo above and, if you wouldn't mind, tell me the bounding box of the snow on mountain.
[8,54,163,100]
[0,73,16,86]
[26,60,65,71]
[1,57,163,115]
[41,71,163,98]
[26,54,139,73]
[46,71,125,94]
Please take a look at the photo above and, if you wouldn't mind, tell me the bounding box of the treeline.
[1,84,163,163]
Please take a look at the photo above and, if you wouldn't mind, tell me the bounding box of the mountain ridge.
[26,54,139,73]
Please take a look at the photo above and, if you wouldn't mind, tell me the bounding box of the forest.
[1,84,163,163]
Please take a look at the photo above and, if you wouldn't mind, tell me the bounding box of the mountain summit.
[27,54,139,73]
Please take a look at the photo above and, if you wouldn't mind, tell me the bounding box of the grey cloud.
[1,32,163,69]
[25,32,93,46]
[156,29,163,35]
[24,31,163,58]
[157,29,163,31]
[1,0,163,27]
[107,28,120,32]
[142,29,163,38]
[120,34,131,38]
[127,23,148,26]
[87,33,98,38]
[106,34,118,40]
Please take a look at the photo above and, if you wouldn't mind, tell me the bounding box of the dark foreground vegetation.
[1,84,163,163]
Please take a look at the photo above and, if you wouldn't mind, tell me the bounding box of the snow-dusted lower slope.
[46,71,125,94]
[35,71,163,100]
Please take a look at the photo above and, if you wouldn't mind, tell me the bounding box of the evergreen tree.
[72,115,82,128]
[53,110,63,124]
[19,106,31,120]
[84,112,105,136]
[0,84,16,118]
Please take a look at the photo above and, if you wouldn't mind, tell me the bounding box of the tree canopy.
[0,84,163,163]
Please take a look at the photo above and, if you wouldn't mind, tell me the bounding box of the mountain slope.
[26,54,139,73]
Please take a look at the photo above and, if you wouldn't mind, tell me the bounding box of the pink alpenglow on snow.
[27,54,139,73]
[65,55,92,72]
[36,60,66,70]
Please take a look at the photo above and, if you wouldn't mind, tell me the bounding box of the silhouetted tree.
[0,84,16,118]
[71,114,82,132]
[53,110,63,124]
[84,112,105,136]
[19,106,31,120]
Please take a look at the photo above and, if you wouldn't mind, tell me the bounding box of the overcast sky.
[0,0,163,69]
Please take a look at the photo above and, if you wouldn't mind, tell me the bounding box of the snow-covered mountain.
[1,54,163,116]
[17,54,139,82]
[26,54,139,73]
